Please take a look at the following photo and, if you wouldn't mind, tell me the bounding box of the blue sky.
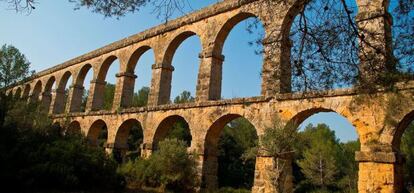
[0,0,357,142]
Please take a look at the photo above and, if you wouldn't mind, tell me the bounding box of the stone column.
[112,72,137,111]
[140,142,153,158]
[201,149,219,191]
[261,37,292,96]
[356,150,404,193]
[85,80,107,112]
[148,63,174,106]
[106,142,129,162]
[195,52,224,102]
[50,89,66,114]
[252,152,293,193]
[66,84,84,113]
[356,0,395,85]
[28,94,37,104]
[39,92,52,112]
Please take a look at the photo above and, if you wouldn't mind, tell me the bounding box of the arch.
[114,119,144,149]
[70,64,93,112]
[114,119,144,161]
[14,87,22,99]
[52,71,72,114]
[153,115,192,148]
[22,84,31,98]
[205,114,243,152]
[126,46,152,73]
[394,109,414,191]
[30,80,42,102]
[286,0,360,91]
[75,64,93,86]
[57,71,72,91]
[203,114,259,190]
[164,31,202,103]
[286,107,360,138]
[87,119,108,147]
[93,55,118,111]
[6,90,13,97]
[126,46,155,108]
[212,12,262,56]
[287,107,360,192]
[42,76,56,111]
[162,31,200,65]
[287,108,334,127]
[393,110,414,149]
[66,121,81,135]
[44,76,56,93]
[97,55,118,81]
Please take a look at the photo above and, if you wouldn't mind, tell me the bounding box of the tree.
[247,117,299,193]
[132,86,150,107]
[0,99,122,192]
[165,120,192,147]
[401,122,414,192]
[103,83,115,110]
[298,141,338,190]
[173,90,194,104]
[118,139,199,192]
[4,0,413,92]
[0,44,32,88]
[337,140,359,193]
[217,118,258,189]
[296,124,357,192]
[4,0,190,19]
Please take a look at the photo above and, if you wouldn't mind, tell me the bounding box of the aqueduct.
[3,0,414,192]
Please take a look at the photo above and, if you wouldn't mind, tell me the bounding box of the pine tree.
[298,142,338,189]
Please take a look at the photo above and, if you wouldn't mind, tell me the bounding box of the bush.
[215,187,251,193]
[0,99,123,192]
[118,138,199,192]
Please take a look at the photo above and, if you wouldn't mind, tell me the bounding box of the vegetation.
[0,44,33,88]
[0,43,414,193]
[103,83,116,110]
[132,86,150,107]
[118,139,199,192]
[295,124,359,193]
[0,96,122,192]
[218,118,258,189]
[173,90,195,104]
[4,0,413,92]
[401,122,414,192]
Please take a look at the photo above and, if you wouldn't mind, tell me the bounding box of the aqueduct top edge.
[4,0,258,90]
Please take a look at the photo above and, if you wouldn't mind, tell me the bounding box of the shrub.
[215,187,251,193]
[0,99,123,192]
[118,138,199,192]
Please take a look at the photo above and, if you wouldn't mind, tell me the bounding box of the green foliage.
[259,118,298,158]
[215,187,251,193]
[218,118,258,189]
[295,124,359,193]
[118,139,198,192]
[401,122,414,192]
[174,90,195,104]
[0,44,32,88]
[80,88,88,112]
[132,86,150,107]
[165,120,192,147]
[297,140,338,188]
[0,100,122,192]
[103,83,115,110]
[4,99,51,131]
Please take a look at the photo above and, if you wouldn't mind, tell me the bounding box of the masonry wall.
[3,0,411,192]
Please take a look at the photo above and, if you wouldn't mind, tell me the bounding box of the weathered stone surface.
[3,0,413,192]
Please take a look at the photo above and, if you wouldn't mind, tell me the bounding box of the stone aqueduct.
[3,0,414,192]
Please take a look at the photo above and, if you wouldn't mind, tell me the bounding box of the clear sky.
[0,0,358,142]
